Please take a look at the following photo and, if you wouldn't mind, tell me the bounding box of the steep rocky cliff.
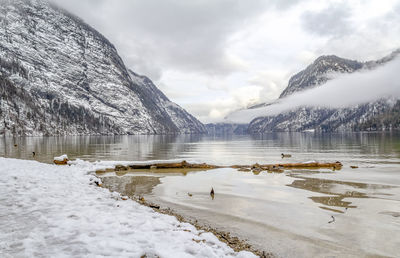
[0,0,206,135]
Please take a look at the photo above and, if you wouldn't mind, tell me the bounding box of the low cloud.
[185,85,263,123]
[226,57,400,123]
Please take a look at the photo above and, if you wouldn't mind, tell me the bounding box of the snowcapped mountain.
[0,0,206,135]
[128,70,206,134]
[279,55,363,98]
[248,99,399,133]
[247,51,400,133]
[280,50,400,99]
[222,51,400,133]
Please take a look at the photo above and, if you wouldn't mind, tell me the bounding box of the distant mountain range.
[279,50,400,99]
[211,50,400,133]
[2,1,398,136]
[0,0,206,135]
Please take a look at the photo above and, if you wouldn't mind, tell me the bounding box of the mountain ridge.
[279,55,363,98]
[0,0,206,135]
[217,50,400,134]
[247,50,400,133]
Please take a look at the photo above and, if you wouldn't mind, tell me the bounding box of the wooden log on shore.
[111,160,342,172]
[115,165,129,171]
[260,161,343,170]
[54,159,68,165]
[121,161,220,170]
[127,164,150,169]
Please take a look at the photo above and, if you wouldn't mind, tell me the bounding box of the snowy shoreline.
[0,158,256,258]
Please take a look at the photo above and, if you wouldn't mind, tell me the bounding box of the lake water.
[2,133,400,257]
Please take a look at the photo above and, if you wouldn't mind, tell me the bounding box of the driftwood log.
[232,161,342,170]
[53,158,69,165]
[111,160,342,172]
[115,161,220,171]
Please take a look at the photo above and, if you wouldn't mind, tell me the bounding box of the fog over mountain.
[227,55,400,124]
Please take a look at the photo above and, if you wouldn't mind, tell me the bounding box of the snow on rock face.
[0,157,255,258]
[248,99,400,133]
[0,0,206,135]
[279,55,363,99]
[128,70,206,134]
[245,51,400,133]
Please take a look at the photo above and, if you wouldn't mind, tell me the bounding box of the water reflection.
[100,169,204,198]
[101,175,161,197]
[0,135,204,163]
[251,132,400,157]
[287,172,396,212]
[1,132,399,165]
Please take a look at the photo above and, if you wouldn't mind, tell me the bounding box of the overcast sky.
[51,0,400,123]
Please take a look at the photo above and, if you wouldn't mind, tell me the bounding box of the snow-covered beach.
[0,158,256,258]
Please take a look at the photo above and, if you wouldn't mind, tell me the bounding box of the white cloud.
[226,57,400,123]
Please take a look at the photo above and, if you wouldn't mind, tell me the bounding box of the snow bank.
[54,154,68,161]
[0,158,255,258]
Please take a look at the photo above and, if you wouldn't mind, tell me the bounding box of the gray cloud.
[50,0,276,79]
[316,3,400,62]
[301,4,353,37]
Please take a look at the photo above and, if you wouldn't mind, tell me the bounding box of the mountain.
[223,51,399,133]
[247,52,400,133]
[205,123,248,135]
[247,99,399,133]
[0,0,206,135]
[128,70,205,134]
[279,55,363,98]
[279,50,400,99]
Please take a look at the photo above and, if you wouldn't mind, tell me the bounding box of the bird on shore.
[210,187,215,200]
[281,153,292,158]
[32,152,36,157]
